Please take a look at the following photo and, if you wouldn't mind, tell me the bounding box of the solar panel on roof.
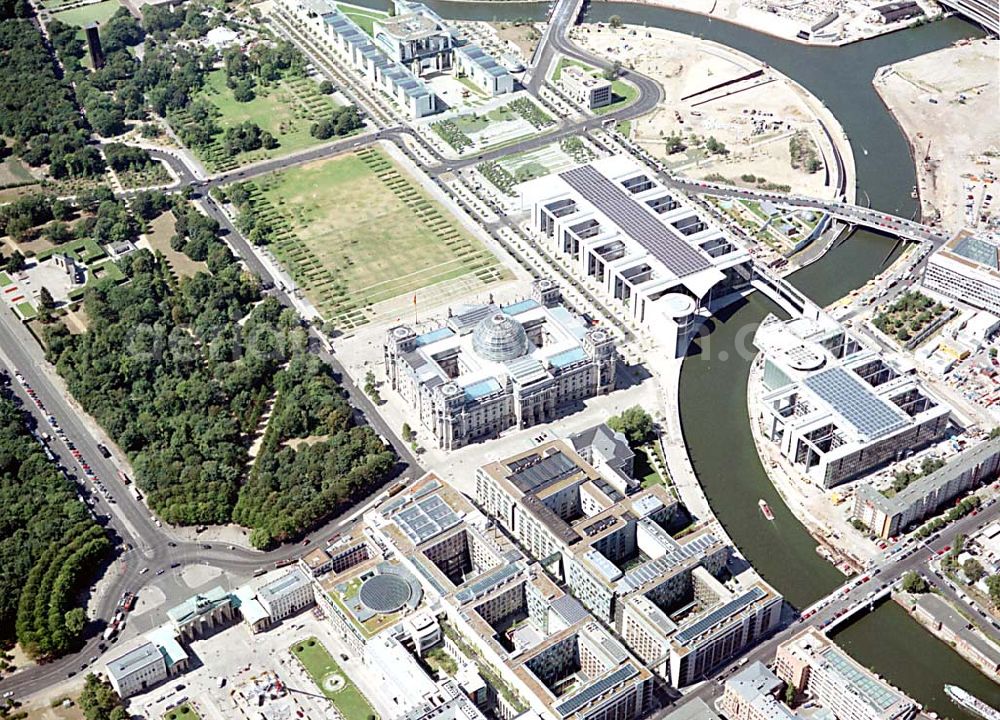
[674,587,765,644]
[455,561,522,603]
[559,166,711,278]
[802,367,907,439]
[553,664,638,717]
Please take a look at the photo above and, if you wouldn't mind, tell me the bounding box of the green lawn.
[202,69,322,154]
[290,637,376,720]
[249,147,504,322]
[52,0,121,27]
[594,79,638,115]
[637,443,670,489]
[339,3,386,35]
[164,704,200,720]
[16,301,37,319]
[178,69,341,170]
[552,57,597,82]
[0,272,12,288]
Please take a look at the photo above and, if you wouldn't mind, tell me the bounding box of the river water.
[347,0,997,709]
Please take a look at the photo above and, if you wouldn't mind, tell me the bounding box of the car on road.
[170,562,181,569]
[139,567,149,574]
[201,544,212,550]
[156,569,165,575]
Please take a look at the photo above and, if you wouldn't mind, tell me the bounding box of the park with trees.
[0,395,106,655]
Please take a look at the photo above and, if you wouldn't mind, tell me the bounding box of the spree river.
[348,0,997,710]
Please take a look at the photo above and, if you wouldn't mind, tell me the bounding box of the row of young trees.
[0,396,104,649]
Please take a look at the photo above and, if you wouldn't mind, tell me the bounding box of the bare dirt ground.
[874,38,999,233]
[574,24,845,199]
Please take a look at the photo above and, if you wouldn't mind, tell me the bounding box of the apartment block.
[854,436,1000,538]
[775,628,917,720]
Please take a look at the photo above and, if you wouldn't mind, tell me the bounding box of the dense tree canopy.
[0,19,92,171]
[0,395,104,647]
[45,246,394,541]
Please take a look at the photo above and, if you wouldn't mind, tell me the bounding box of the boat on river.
[944,685,1000,720]
[758,499,774,521]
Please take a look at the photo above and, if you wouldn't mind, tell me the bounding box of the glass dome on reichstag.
[472,312,530,362]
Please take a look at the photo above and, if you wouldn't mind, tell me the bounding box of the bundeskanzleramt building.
[853,436,1000,538]
[775,628,917,720]
[753,312,952,488]
[520,156,753,357]
[275,0,511,118]
[922,229,1000,315]
[384,281,617,450]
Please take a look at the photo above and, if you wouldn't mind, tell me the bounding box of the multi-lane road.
[2,0,977,701]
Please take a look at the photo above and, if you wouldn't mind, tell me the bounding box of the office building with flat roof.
[754,312,952,488]
[922,229,1000,315]
[106,642,169,698]
[854,436,1000,538]
[384,281,617,450]
[560,66,612,109]
[520,156,753,357]
[257,568,315,622]
[511,620,654,720]
[721,662,799,720]
[275,0,437,117]
[476,439,782,688]
[775,628,917,720]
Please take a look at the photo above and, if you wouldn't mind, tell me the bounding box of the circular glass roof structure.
[472,313,530,362]
[358,574,412,614]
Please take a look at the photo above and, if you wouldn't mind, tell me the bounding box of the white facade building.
[275,0,437,117]
[922,229,1000,315]
[520,156,753,357]
[559,65,612,109]
[275,0,512,117]
[106,642,168,698]
[754,313,952,488]
[776,628,917,720]
[257,568,315,621]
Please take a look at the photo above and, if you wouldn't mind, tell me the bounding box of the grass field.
[290,638,376,720]
[164,704,199,720]
[52,0,120,27]
[339,2,386,35]
[0,156,36,189]
[174,69,342,172]
[145,211,207,279]
[595,78,638,115]
[246,147,504,328]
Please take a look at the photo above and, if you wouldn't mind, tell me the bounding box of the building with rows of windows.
[520,156,753,357]
[475,439,783,688]
[753,311,953,488]
[922,229,1000,315]
[384,280,617,450]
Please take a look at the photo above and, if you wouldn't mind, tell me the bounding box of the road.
[663,501,1000,712]
[2,0,973,700]
[669,179,949,245]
